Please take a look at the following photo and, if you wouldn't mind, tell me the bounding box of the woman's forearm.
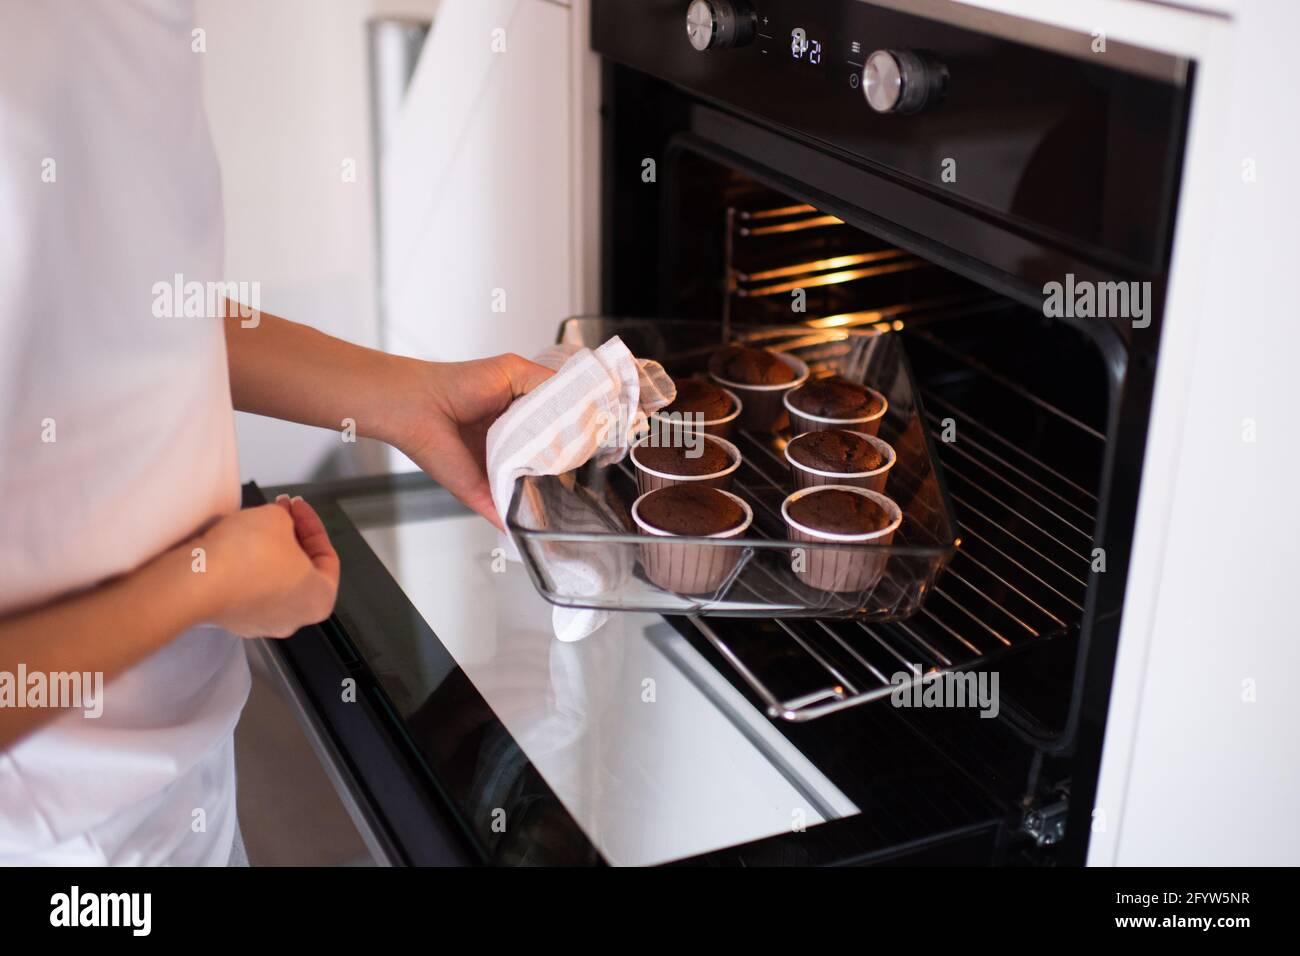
[222,299,425,449]
[0,544,224,751]
[221,298,554,528]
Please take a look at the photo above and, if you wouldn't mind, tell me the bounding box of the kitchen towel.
[486,336,675,642]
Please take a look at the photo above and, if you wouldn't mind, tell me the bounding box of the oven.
[255,0,1294,866]
[591,0,1191,864]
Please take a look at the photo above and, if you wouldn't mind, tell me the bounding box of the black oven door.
[246,475,1012,866]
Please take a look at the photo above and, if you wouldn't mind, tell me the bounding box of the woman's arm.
[0,499,339,751]
[221,299,422,449]
[222,300,552,527]
[0,543,215,750]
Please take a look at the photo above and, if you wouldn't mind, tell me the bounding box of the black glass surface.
[257,475,1019,865]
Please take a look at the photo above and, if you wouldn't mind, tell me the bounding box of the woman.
[0,0,550,864]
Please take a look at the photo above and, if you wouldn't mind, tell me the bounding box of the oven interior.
[599,64,1159,863]
[666,146,1106,733]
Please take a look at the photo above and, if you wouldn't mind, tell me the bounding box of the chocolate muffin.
[787,377,883,419]
[709,345,797,385]
[635,439,732,477]
[636,484,746,536]
[788,429,885,473]
[661,378,735,421]
[786,487,891,535]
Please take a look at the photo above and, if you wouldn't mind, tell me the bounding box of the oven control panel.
[593,0,1191,273]
[680,1,950,112]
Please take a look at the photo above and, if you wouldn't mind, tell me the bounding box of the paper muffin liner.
[783,384,888,437]
[630,433,742,495]
[784,431,896,493]
[708,352,809,433]
[631,489,753,594]
[650,386,742,441]
[780,485,902,593]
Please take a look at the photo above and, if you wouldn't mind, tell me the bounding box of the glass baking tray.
[506,318,958,620]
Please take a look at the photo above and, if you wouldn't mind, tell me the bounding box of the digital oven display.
[787,24,828,73]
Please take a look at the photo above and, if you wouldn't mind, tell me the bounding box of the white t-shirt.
[0,0,250,864]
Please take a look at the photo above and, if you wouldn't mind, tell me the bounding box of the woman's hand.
[395,353,553,529]
[197,496,340,638]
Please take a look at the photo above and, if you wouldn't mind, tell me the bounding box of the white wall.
[196,0,440,484]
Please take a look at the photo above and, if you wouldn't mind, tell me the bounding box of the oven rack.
[729,204,917,291]
[733,249,928,299]
[690,338,1097,722]
[523,312,1095,721]
[722,201,978,339]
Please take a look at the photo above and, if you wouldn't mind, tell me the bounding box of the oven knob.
[685,0,756,52]
[862,49,948,114]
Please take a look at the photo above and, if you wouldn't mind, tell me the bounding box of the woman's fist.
[197,496,340,638]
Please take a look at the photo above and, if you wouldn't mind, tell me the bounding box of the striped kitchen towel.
[487,336,675,641]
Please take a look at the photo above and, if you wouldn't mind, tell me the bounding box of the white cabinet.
[380,0,579,364]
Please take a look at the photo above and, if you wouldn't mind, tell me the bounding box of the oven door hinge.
[1020,785,1069,848]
